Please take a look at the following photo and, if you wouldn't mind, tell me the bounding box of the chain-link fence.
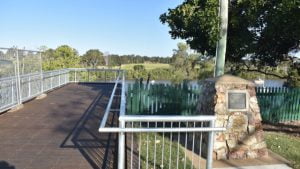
[0,47,43,112]
[0,47,123,113]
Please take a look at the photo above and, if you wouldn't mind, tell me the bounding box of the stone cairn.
[197,75,268,160]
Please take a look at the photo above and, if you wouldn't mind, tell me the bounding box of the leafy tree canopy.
[160,0,300,67]
[81,49,105,68]
[42,45,80,70]
[171,42,201,81]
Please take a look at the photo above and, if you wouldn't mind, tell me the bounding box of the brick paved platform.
[0,83,119,169]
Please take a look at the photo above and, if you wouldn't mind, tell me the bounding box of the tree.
[42,45,80,70]
[81,49,105,68]
[171,42,201,81]
[160,0,300,67]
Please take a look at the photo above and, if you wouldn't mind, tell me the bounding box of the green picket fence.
[256,87,300,123]
[126,83,300,123]
[126,82,202,115]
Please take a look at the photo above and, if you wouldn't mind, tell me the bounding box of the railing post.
[50,72,53,89]
[15,48,22,104]
[64,71,67,84]
[118,119,125,169]
[118,72,126,169]
[58,70,61,86]
[206,120,215,169]
[11,79,14,104]
[39,52,44,93]
[75,69,77,82]
[28,76,31,98]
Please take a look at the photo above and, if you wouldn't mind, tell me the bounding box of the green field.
[265,132,300,169]
[97,63,170,70]
[120,63,170,70]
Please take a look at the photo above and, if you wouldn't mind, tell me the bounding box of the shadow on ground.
[60,83,120,169]
[0,161,15,169]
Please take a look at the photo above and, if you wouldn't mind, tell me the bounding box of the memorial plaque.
[228,92,247,110]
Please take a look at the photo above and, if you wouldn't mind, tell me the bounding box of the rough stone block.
[214,141,227,150]
[249,96,258,104]
[215,148,227,160]
[215,119,225,127]
[247,125,256,134]
[227,114,248,132]
[257,148,269,158]
[229,148,247,159]
[226,139,237,150]
[251,142,267,150]
[237,132,247,142]
[216,133,225,142]
[255,130,265,142]
[246,150,259,158]
[242,135,257,146]
[215,103,227,114]
[254,113,262,122]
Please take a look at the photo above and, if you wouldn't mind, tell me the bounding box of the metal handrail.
[96,70,225,169]
[98,71,122,129]
[68,68,121,72]
[0,68,122,113]
[96,127,225,133]
[119,115,217,122]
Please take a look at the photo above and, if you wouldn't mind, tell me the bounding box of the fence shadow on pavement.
[0,161,15,169]
[60,83,120,169]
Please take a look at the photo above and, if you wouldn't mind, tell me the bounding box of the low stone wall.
[197,75,268,160]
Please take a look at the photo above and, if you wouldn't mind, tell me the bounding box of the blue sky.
[0,0,184,57]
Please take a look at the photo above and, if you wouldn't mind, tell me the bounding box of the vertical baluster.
[162,122,165,169]
[169,122,173,169]
[154,122,157,169]
[75,70,77,82]
[130,122,134,169]
[191,122,195,169]
[11,79,14,104]
[184,122,188,169]
[58,70,61,86]
[206,120,215,169]
[199,122,203,169]
[176,122,181,169]
[28,76,31,98]
[50,72,53,89]
[146,121,149,169]
[138,122,142,169]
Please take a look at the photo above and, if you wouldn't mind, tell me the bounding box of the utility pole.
[214,0,229,77]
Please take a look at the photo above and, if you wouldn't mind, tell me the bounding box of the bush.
[133,65,145,71]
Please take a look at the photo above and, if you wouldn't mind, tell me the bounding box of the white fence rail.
[98,71,226,169]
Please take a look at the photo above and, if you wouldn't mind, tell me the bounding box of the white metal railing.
[0,69,69,112]
[98,72,226,169]
[69,68,121,83]
[0,64,225,169]
[0,68,122,113]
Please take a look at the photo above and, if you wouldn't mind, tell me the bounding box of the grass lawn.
[137,132,194,169]
[265,132,300,169]
[120,63,170,70]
